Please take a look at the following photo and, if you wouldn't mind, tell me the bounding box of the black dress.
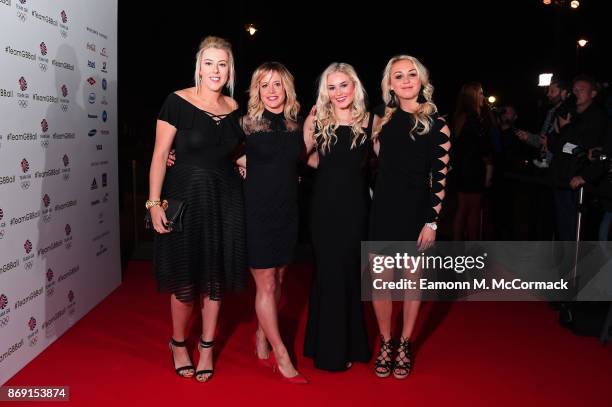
[304,122,372,371]
[153,93,247,302]
[242,110,303,269]
[453,112,491,193]
[370,109,449,241]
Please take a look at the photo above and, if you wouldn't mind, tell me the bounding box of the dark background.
[116,0,610,258]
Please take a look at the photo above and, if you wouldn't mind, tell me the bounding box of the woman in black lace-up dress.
[149,37,246,383]
[369,55,451,380]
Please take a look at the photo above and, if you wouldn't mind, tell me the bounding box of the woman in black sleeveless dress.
[303,62,372,372]
[369,55,451,379]
[148,37,246,383]
[238,62,307,383]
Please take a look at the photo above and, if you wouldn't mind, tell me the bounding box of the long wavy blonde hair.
[374,55,438,139]
[194,36,235,97]
[247,62,300,122]
[313,62,368,154]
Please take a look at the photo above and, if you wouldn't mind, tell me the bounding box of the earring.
[387,90,398,108]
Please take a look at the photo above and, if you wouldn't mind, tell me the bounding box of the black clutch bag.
[145,198,186,232]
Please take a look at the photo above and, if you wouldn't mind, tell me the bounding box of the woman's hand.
[238,167,247,179]
[417,225,436,252]
[150,205,169,234]
[166,150,176,167]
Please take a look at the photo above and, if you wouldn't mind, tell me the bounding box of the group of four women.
[147,36,451,384]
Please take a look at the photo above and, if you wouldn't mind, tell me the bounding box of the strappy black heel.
[374,336,394,378]
[168,338,194,378]
[393,337,412,379]
[195,337,214,382]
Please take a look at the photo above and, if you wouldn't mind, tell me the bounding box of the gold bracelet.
[145,200,161,210]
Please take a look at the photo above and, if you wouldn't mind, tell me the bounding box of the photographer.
[516,78,570,168]
[570,123,612,240]
[550,75,607,240]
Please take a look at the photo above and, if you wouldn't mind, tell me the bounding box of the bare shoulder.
[175,87,195,99]
[223,95,239,111]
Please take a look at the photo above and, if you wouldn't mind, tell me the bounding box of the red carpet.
[6,261,612,406]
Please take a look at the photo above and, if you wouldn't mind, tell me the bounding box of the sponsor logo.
[88,60,95,69]
[61,84,68,97]
[41,194,51,223]
[88,93,96,104]
[102,173,107,187]
[86,42,95,52]
[45,268,55,296]
[41,119,48,133]
[102,111,108,122]
[39,41,47,55]
[62,154,69,167]
[28,317,36,330]
[64,224,72,249]
[96,243,108,256]
[18,76,27,91]
[88,129,97,137]
[102,78,107,90]
[24,239,32,254]
[101,61,108,73]
[96,144,103,151]
[88,113,98,119]
[87,77,96,86]
[42,194,50,208]
[100,130,110,136]
[100,47,107,57]
[0,294,7,309]
[91,178,98,190]
[21,158,29,173]
[60,10,67,24]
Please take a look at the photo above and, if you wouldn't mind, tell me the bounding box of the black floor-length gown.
[304,122,373,371]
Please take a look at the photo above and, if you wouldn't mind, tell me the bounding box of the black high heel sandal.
[168,338,194,378]
[393,337,412,379]
[374,335,394,378]
[195,337,214,383]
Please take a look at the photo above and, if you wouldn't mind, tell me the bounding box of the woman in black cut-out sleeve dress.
[369,55,450,380]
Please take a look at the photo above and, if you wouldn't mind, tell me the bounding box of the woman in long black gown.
[302,62,372,372]
[369,55,451,379]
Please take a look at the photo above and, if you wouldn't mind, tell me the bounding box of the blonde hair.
[374,55,438,139]
[313,62,368,154]
[194,36,235,97]
[247,62,300,122]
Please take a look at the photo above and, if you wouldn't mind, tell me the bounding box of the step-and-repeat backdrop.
[0,0,120,384]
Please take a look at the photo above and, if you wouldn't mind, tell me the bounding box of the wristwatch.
[425,222,438,231]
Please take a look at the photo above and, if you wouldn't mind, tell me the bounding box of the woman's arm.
[148,120,177,233]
